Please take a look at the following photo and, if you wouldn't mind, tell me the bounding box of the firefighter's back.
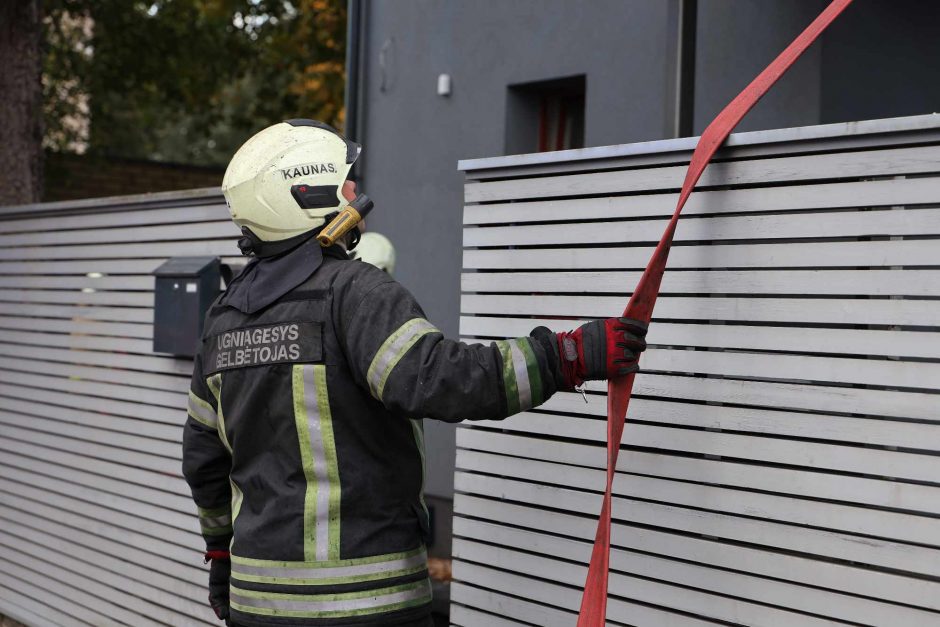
[198,255,432,627]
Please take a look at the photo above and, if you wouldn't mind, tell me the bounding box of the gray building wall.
[820,0,940,123]
[693,0,826,133]
[353,0,940,515]
[358,0,676,502]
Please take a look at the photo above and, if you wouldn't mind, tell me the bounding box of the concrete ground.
[1,614,26,627]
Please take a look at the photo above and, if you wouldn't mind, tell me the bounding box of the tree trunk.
[0,0,43,206]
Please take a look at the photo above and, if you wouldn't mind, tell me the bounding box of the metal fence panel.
[452,115,940,626]
[0,188,238,626]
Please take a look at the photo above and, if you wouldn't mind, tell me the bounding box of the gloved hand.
[555,317,648,390]
[205,550,231,621]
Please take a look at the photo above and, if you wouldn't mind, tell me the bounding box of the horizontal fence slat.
[0,274,153,290]
[534,391,940,449]
[0,220,237,247]
[464,239,939,270]
[0,239,237,260]
[461,294,940,326]
[0,328,157,356]
[0,257,246,275]
[463,340,940,391]
[463,176,940,224]
[464,145,940,203]
[462,317,940,360]
[0,288,153,307]
[0,314,152,338]
[464,207,940,247]
[567,372,935,421]
[0,202,226,235]
[0,301,154,323]
[461,268,940,296]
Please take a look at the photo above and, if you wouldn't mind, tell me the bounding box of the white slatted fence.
[0,189,242,626]
[452,115,940,626]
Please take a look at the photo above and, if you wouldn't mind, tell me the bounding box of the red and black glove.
[555,317,648,390]
[205,550,231,621]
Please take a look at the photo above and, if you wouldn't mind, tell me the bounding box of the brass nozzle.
[317,206,362,247]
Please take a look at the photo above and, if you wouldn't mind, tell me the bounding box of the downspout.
[344,0,367,184]
[666,0,697,138]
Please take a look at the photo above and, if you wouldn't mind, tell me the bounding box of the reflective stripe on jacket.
[182,245,560,626]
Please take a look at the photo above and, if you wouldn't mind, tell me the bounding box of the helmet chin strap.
[237,227,320,258]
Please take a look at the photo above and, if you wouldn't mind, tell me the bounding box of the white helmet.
[221,119,362,243]
[356,232,396,274]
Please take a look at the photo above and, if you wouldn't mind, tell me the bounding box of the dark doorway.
[506,75,586,155]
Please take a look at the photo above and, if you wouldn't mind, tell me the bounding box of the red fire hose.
[576,1,856,624]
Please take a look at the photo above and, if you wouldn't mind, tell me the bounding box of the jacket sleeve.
[338,273,562,422]
[181,352,233,552]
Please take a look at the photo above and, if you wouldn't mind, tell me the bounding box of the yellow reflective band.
[231,547,428,586]
[230,578,432,618]
[206,373,232,454]
[517,337,544,407]
[293,365,342,562]
[187,391,218,429]
[230,479,244,533]
[197,504,232,536]
[366,318,440,400]
[411,419,429,523]
[508,339,533,411]
[494,340,520,415]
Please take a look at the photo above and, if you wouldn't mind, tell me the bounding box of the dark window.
[505,75,585,155]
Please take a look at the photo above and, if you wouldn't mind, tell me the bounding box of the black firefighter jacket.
[182,241,562,627]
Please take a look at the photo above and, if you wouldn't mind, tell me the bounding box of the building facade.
[347,0,940,573]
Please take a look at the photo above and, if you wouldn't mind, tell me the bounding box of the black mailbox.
[152,257,221,357]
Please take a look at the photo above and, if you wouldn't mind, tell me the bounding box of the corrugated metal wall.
[0,189,241,626]
[452,115,940,626]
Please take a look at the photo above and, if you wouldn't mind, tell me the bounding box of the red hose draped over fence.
[577,1,856,623]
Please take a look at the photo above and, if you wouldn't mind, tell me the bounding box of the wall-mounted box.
[152,257,221,357]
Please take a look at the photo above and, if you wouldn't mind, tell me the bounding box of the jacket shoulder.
[326,256,396,300]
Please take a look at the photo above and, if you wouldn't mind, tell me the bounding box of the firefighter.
[182,120,647,627]
[355,231,396,274]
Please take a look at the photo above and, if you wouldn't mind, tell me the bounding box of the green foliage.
[43,0,346,166]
